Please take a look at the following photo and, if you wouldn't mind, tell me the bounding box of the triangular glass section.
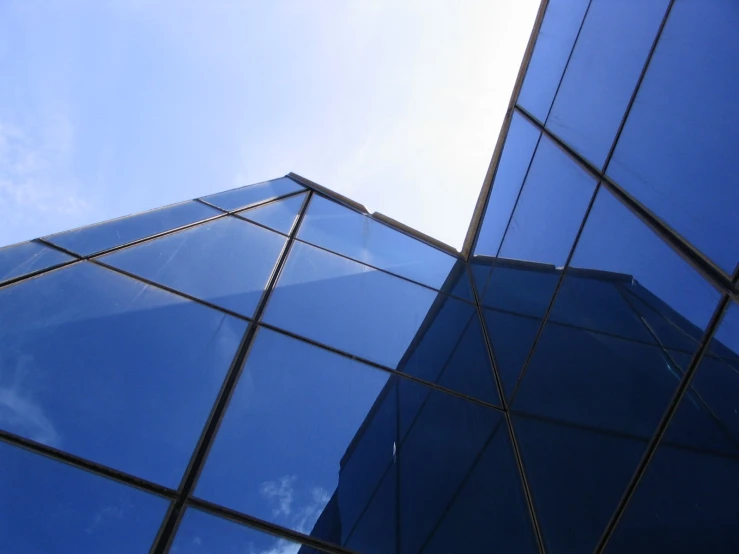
[201,177,304,212]
[482,308,541,399]
[100,217,286,318]
[236,192,306,235]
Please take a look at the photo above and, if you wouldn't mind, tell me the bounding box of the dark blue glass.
[606,444,739,552]
[478,259,561,318]
[0,262,246,486]
[344,466,397,554]
[299,195,466,298]
[513,414,647,554]
[202,177,305,212]
[263,240,439,369]
[474,112,540,257]
[517,0,590,122]
[498,136,597,267]
[398,391,519,554]
[100,217,286,318]
[607,1,739,272]
[195,328,391,537]
[547,0,670,168]
[171,508,307,554]
[0,241,74,284]
[45,201,219,256]
[0,441,168,553]
[422,422,538,554]
[237,191,307,235]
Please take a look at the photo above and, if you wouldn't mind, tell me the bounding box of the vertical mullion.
[148,191,313,554]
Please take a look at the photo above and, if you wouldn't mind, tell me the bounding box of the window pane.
[498,135,597,267]
[171,508,310,554]
[0,241,74,284]
[514,187,720,437]
[202,177,304,212]
[607,1,739,272]
[513,414,647,554]
[0,262,246,486]
[100,217,286,318]
[474,112,541,257]
[517,0,590,122]
[299,195,465,297]
[0,441,168,553]
[236,191,307,235]
[547,0,670,168]
[45,201,219,256]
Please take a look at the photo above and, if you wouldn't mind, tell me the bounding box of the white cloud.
[260,475,297,517]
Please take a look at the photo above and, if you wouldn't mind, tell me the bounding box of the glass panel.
[547,0,670,168]
[513,414,647,554]
[0,262,246,486]
[100,217,286,318]
[264,240,435,369]
[0,241,74,284]
[202,177,304,212]
[45,201,219,256]
[514,187,720,437]
[237,191,307,235]
[344,465,397,554]
[399,393,534,554]
[517,0,590,122]
[474,112,541,257]
[607,1,739,272]
[299,196,465,298]
[478,259,561,318]
[498,135,597,267]
[171,508,310,554]
[0,441,168,553]
[195,328,392,539]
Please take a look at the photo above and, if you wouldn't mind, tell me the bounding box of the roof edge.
[287,173,368,214]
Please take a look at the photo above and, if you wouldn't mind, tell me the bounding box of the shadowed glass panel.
[202,177,304,212]
[0,241,74,284]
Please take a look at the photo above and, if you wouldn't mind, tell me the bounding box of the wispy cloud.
[260,475,296,517]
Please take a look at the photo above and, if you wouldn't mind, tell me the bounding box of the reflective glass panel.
[513,414,646,554]
[171,508,310,554]
[607,1,739,272]
[202,177,304,212]
[498,136,596,267]
[237,191,307,235]
[0,262,246,486]
[0,241,74,284]
[299,195,465,298]
[101,217,286,318]
[45,201,219,256]
[514,187,720,437]
[517,0,590,122]
[0,441,168,553]
[474,112,541,257]
[263,240,437,369]
[547,0,669,168]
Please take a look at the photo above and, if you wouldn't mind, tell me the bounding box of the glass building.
[1,1,738,553]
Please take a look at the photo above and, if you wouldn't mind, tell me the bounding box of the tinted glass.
[0,441,168,553]
[547,0,669,168]
[514,188,720,437]
[498,136,596,267]
[299,195,465,298]
[474,113,541,257]
[171,508,310,554]
[237,191,307,235]
[45,201,219,256]
[0,262,246,486]
[607,1,739,272]
[517,0,590,121]
[263,240,438,369]
[101,217,286,318]
[513,414,646,554]
[202,177,304,212]
[0,241,74,284]
[195,329,391,537]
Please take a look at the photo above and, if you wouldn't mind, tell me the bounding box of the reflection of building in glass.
[1,1,739,553]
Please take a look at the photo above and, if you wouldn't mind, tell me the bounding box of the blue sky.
[0,0,539,250]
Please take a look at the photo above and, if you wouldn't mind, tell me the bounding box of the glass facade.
[1,2,738,553]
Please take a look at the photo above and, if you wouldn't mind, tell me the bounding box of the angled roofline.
[461,0,551,260]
